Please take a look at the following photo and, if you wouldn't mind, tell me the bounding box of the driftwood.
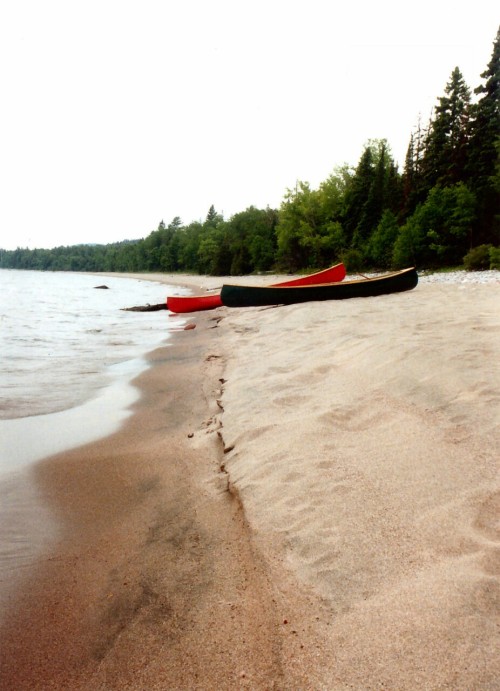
[121,303,167,312]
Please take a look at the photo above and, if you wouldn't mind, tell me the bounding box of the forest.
[1,28,499,276]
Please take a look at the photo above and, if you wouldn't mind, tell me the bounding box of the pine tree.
[466,26,500,244]
[342,145,375,245]
[402,133,416,207]
[355,142,389,243]
[205,205,220,226]
[421,67,471,190]
[347,141,401,248]
[402,115,427,215]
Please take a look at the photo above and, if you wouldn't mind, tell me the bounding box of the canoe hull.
[167,262,346,313]
[167,293,223,313]
[270,262,346,287]
[220,268,418,307]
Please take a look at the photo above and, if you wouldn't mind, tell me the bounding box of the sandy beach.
[0,270,499,689]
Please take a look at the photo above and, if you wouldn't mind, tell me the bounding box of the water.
[0,269,189,613]
[1,270,186,423]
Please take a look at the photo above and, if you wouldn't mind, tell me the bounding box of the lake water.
[0,269,189,613]
[0,270,190,467]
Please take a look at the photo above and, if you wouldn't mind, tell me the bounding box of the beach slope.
[1,272,498,689]
[218,278,499,688]
[0,312,284,690]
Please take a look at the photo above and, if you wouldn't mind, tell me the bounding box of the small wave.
[1,270,174,420]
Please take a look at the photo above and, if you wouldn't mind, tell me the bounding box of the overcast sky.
[0,1,498,250]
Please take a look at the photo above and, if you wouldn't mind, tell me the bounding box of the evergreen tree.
[367,209,400,268]
[342,145,374,244]
[467,26,500,244]
[354,142,388,244]
[402,115,428,215]
[402,133,416,212]
[205,204,221,226]
[345,140,401,251]
[421,67,471,190]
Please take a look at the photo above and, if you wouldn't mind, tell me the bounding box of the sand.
[0,271,499,689]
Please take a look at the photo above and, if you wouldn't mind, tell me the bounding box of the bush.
[342,248,365,272]
[489,246,500,270]
[463,244,493,270]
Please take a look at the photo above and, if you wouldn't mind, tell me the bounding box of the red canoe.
[167,263,346,313]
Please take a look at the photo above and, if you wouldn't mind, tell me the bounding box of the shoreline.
[0,271,498,689]
[0,307,289,689]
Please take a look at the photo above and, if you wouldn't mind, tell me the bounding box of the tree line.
[2,27,499,275]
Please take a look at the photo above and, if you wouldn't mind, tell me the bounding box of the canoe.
[167,293,223,313]
[166,262,346,313]
[267,262,346,287]
[220,267,418,307]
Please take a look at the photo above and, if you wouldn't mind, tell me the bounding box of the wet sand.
[0,271,498,689]
[0,309,288,689]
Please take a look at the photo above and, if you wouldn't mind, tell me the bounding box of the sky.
[0,1,498,250]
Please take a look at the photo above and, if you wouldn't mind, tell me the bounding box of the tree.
[354,141,400,246]
[205,205,222,227]
[197,228,225,275]
[466,26,500,244]
[393,203,438,269]
[178,221,204,271]
[367,210,400,268]
[421,67,471,190]
[317,165,351,220]
[276,181,323,270]
[342,140,400,251]
[426,183,476,263]
[248,207,279,272]
[393,183,476,268]
[402,115,428,215]
[342,145,375,244]
[225,206,278,274]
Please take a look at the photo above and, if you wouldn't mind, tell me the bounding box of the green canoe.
[220,267,418,308]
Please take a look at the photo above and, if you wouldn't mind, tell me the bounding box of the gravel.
[418,270,500,284]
